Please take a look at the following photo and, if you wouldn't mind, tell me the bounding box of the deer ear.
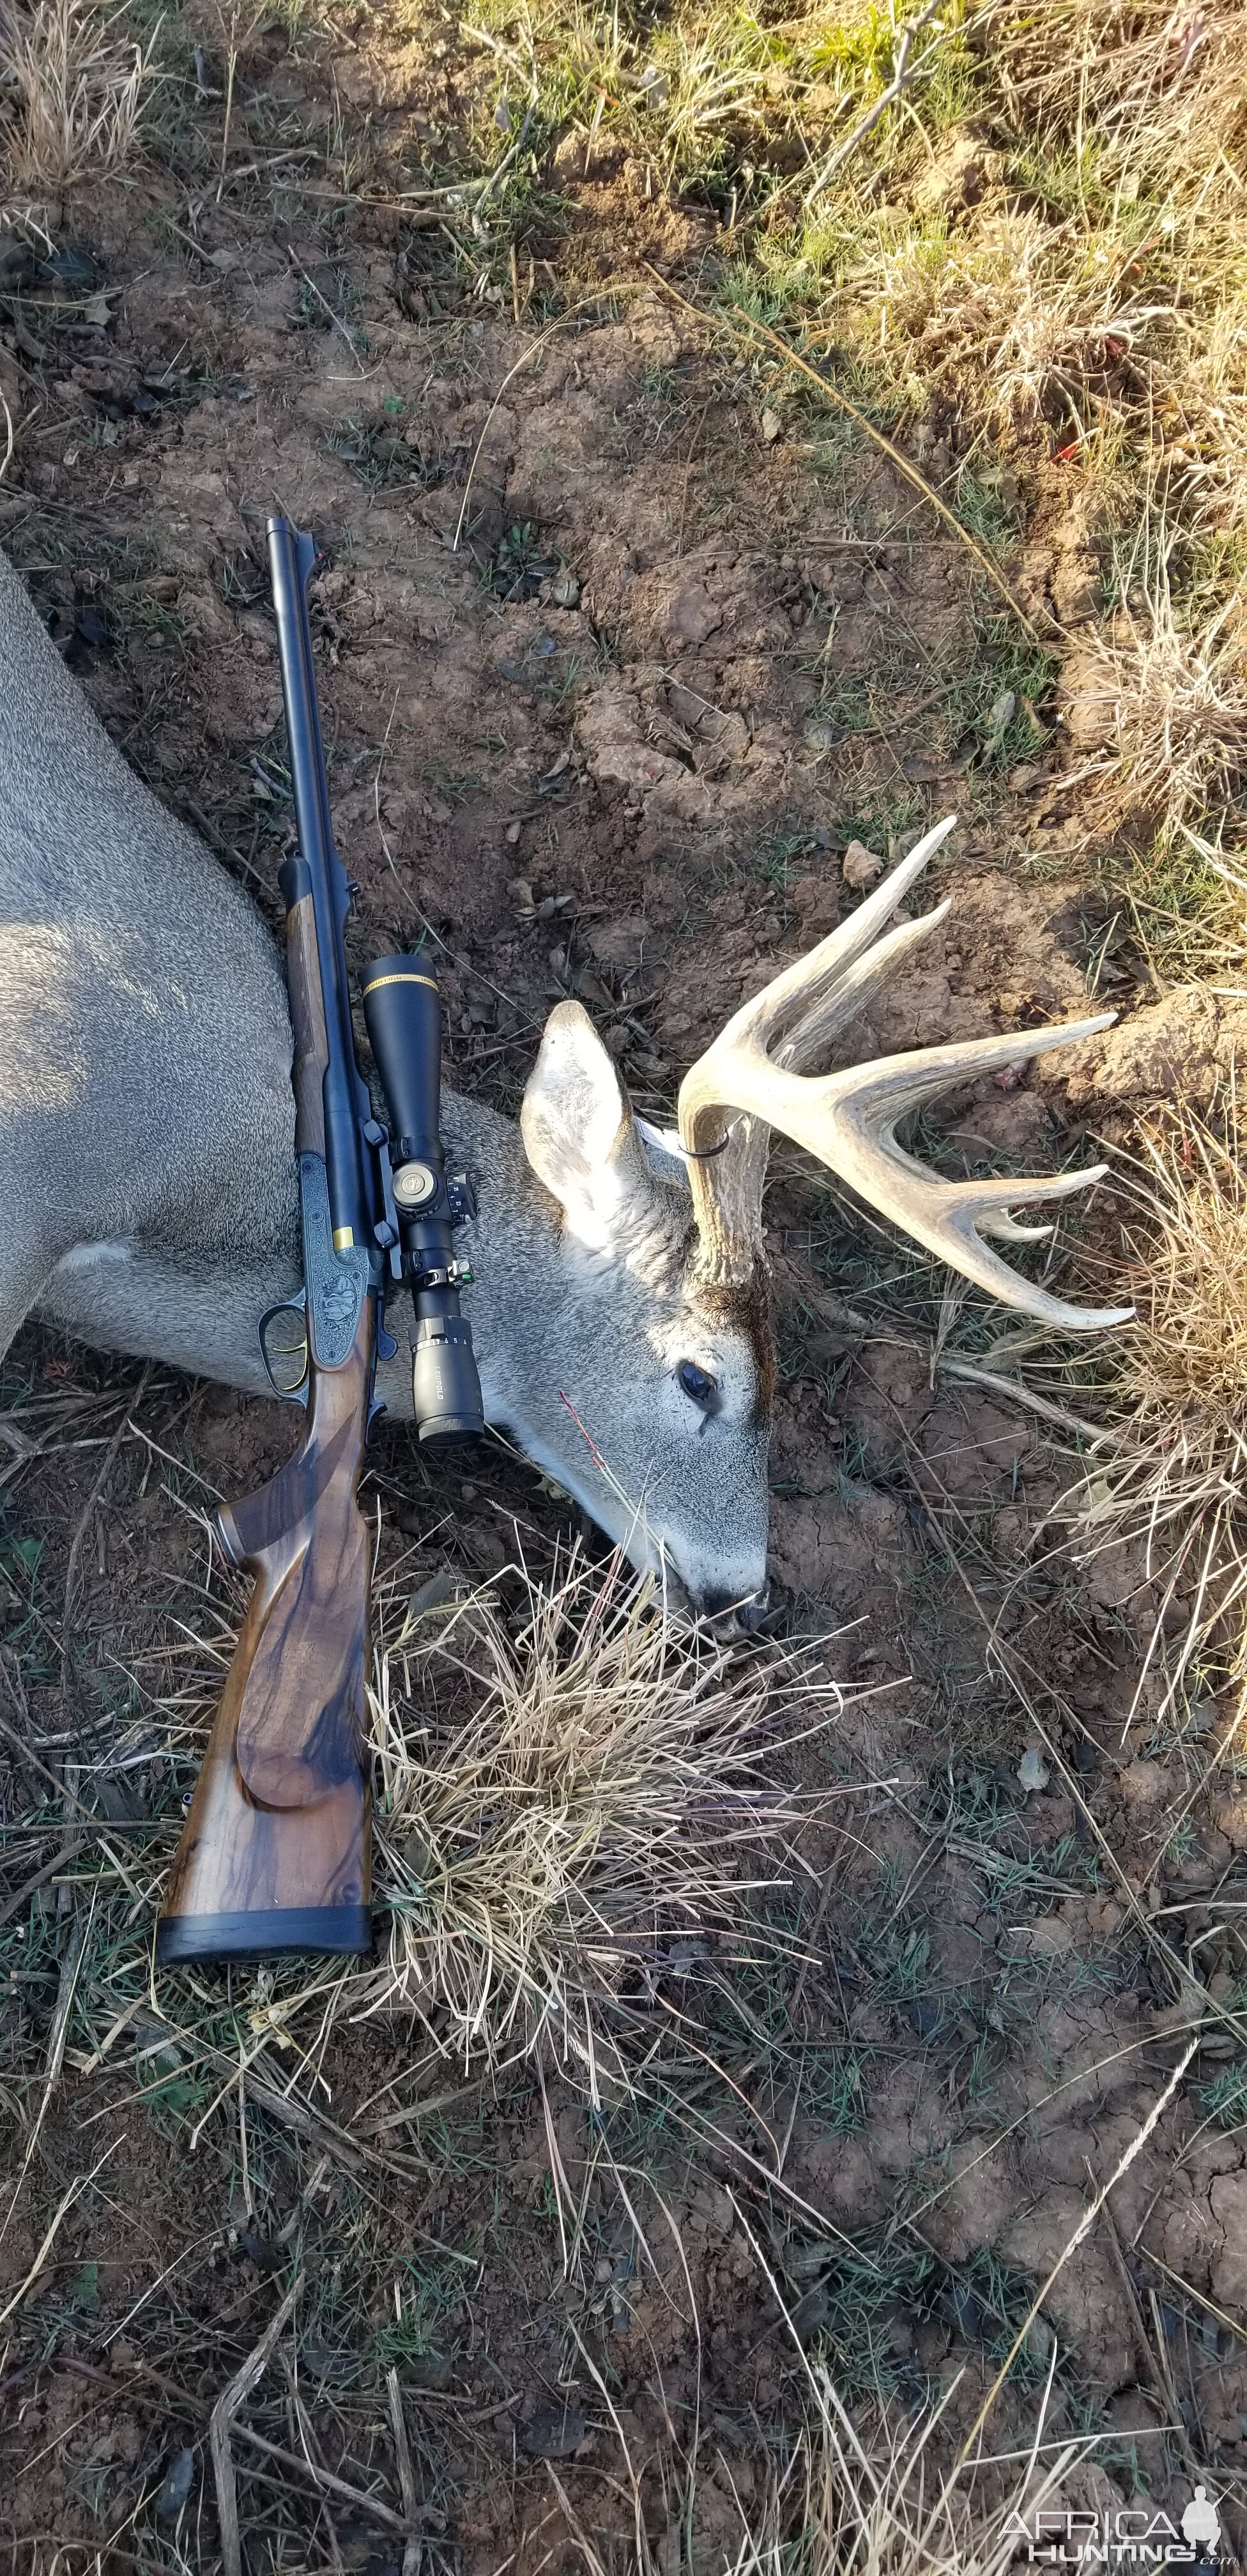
[521,1000,656,1247]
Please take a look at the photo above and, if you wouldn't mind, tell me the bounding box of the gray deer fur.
[0,550,769,1613]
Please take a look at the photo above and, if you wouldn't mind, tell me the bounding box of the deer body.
[0,549,1125,1615]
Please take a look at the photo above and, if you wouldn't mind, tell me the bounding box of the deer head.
[485,816,1128,1617]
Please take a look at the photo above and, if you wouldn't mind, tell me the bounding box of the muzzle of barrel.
[363,953,484,1447]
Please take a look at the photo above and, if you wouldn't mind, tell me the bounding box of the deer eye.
[677,1360,717,1406]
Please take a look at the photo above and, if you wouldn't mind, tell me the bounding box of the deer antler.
[678,816,1132,1331]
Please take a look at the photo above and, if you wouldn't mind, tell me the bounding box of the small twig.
[217,10,240,203]
[0,1706,115,1820]
[189,2030,374,2177]
[675,399,710,561]
[62,2352,420,2535]
[1138,2239,1247,2352]
[210,2274,303,2576]
[452,282,648,553]
[235,2417,414,2540]
[387,2368,423,2576]
[0,1837,85,1928]
[160,211,215,265]
[0,1908,93,2251]
[475,99,535,206]
[280,2352,345,2574]
[452,310,574,553]
[937,1354,1117,1450]
[42,1912,87,2097]
[802,0,945,208]
[1098,2186,1199,2474]
[0,2159,99,2331]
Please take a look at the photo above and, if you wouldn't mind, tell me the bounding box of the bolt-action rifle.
[157,516,484,1966]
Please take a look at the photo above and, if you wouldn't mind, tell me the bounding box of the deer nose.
[699,1582,772,1636]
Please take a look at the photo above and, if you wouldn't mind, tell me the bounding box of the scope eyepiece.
[413,1314,483,1447]
[363,952,484,1448]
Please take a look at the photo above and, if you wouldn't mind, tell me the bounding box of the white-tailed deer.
[0,549,1127,1614]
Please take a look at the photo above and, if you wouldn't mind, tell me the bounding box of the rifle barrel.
[266,515,368,1254]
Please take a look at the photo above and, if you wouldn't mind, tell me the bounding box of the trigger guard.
[258,1296,310,1405]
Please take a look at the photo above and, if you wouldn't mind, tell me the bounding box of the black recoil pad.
[362,953,484,1448]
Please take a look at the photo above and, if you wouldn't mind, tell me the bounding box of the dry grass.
[553,2304,1092,2576]
[1098,590,1247,842]
[455,0,1247,852]
[358,1544,840,2082]
[722,2373,1083,2576]
[0,0,153,197]
[917,0,1247,461]
[1059,511,1247,838]
[1058,1096,1247,1733]
[637,0,1247,846]
[855,204,1177,443]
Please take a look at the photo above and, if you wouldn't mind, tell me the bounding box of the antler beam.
[678,818,1132,1331]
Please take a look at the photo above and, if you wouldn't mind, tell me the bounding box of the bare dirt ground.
[4,7,1247,2570]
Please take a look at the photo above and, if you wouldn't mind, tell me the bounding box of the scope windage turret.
[363,954,484,1448]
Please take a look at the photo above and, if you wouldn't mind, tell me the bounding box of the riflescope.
[362,953,485,1446]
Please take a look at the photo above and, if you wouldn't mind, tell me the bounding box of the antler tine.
[677,811,1129,1329]
[678,818,959,1285]
[726,813,960,1065]
[691,1004,1134,1330]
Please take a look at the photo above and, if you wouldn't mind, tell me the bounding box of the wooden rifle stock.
[155,1301,374,1961]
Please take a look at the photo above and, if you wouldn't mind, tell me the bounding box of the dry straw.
[1062,1089,1247,1735]
[356,1542,848,2083]
[1059,506,1247,839]
[552,2239,1095,2576]
[0,0,153,196]
[719,2369,1086,2576]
